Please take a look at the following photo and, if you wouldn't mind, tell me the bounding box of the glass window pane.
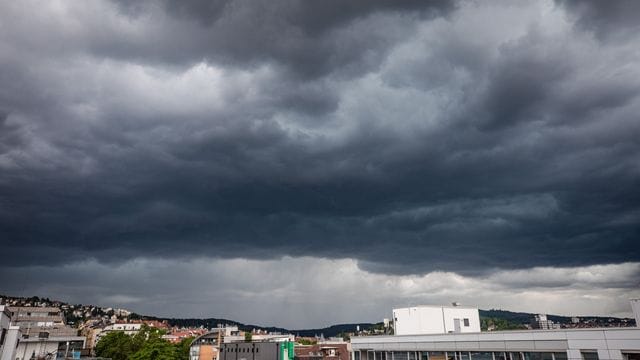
[582,353,598,360]
[523,353,553,360]
[510,353,522,360]
[429,352,446,360]
[494,353,507,360]
[471,353,493,360]
[458,353,470,360]
[394,352,409,360]
[553,353,567,360]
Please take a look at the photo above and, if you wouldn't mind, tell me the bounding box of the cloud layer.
[1,0,639,324]
[1,257,638,328]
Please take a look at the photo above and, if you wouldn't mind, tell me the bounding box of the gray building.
[220,342,293,360]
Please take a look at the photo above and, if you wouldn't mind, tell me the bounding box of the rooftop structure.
[393,305,481,335]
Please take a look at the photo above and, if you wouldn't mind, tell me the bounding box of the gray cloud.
[1,258,638,328]
[0,0,639,291]
[556,0,640,39]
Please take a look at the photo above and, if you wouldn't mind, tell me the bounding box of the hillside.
[1,294,635,337]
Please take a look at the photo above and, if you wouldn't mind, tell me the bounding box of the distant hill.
[479,308,634,327]
[134,313,380,337]
[1,293,635,337]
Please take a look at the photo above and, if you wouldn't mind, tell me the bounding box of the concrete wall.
[393,307,480,335]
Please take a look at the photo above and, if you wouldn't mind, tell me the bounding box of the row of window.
[355,351,596,360]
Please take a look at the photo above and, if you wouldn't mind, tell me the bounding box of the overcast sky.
[1,0,639,329]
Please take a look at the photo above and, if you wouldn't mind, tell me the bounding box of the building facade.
[190,326,241,360]
[351,328,640,360]
[219,341,294,360]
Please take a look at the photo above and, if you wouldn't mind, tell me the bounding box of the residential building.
[393,305,481,335]
[14,333,85,360]
[190,326,241,360]
[93,322,143,345]
[295,343,350,360]
[8,307,78,338]
[531,315,560,330]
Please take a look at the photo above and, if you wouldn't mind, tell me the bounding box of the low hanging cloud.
[0,0,639,323]
[1,257,638,328]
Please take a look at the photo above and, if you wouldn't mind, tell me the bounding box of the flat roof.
[393,305,478,310]
[352,327,640,346]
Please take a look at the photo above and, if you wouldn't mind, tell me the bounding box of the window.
[428,352,445,360]
[470,353,492,360]
[581,353,598,360]
[553,354,567,360]
[494,353,507,360]
[523,353,553,360]
[0,328,6,346]
[463,319,470,327]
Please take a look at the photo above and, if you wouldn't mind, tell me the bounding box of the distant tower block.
[632,299,640,327]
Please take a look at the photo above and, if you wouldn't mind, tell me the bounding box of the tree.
[95,331,136,360]
[244,332,252,342]
[174,337,194,360]
[129,339,176,360]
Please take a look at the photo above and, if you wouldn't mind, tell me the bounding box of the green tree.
[129,338,176,360]
[244,332,252,342]
[95,331,136,360]
[174,337,194,360]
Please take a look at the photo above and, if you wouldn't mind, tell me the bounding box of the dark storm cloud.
[102,0,455,79]
[556,0,640,38]
[0,0,639,278]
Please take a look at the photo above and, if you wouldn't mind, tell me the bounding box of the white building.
[351,327,640,360]
[0,305,21,360]
[14,334,85,360]
[393,305,481,335]
[94,322,144,345]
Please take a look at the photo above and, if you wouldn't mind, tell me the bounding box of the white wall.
[442,307,481,333]
[393,306,480,335]
[0,326,20,360]
[631,299,640,327]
